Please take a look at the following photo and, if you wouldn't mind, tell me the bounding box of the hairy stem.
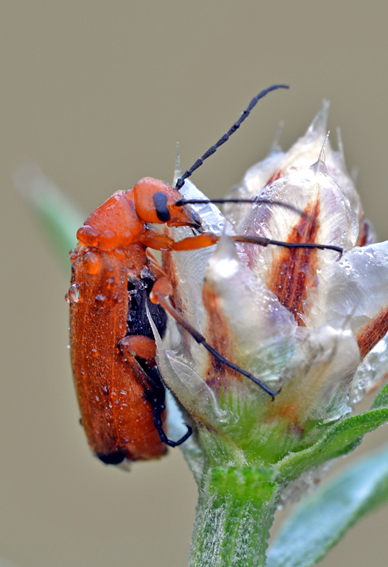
[189,466,280,567]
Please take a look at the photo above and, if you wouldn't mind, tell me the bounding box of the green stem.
[189,466,280,567]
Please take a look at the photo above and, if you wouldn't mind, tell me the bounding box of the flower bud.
[157,104,388,475]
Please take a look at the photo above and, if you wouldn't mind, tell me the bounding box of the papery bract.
[157,103,388,479]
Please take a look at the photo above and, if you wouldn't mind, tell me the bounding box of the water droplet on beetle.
[66,284,81,304]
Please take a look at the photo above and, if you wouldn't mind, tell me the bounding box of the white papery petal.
[223,148,285,226]
[224,101,362,228]
[234,165,358,328]
[266,102,362,222]
[149,305,229,427]
[275,100,330,172]
[158,103,387,451]
[240,164,358,251]
[276,323,360,424]
[306,242,388,341]
[326,133,363,223]
[163,180,237,377]
[165,179,232,334]
[351,334,388,403]
[203,235,299,385]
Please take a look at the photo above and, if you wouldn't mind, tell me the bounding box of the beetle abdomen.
[69,245,167,463]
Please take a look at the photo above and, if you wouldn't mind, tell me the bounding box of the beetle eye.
[152,192,171,222]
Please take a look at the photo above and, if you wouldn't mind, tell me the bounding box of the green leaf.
[372,381,388,409]
[277,407,388,483]
[267,444,388,567]
[13,163,84,268]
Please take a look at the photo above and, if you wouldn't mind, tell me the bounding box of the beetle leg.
[145,249,169,280]
[119,334,193,447]
[170,232,219,251]
[171,232,343,255]
[119,335,157,365]
[146,389,193,448]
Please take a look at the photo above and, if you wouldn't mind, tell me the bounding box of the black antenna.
[175,197,310,219]
[175,84,289,190]
[232,235,343,256]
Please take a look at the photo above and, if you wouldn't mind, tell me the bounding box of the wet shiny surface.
[3,2,388,566]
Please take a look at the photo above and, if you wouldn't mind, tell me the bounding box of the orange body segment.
[69,242,167,463]
[133,177,201,227]
[150,276,173,304]
[77,191,144,251]
[119,335,157,363]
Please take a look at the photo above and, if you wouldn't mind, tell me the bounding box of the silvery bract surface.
[157,103,388,485]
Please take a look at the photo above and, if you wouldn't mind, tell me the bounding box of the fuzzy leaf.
[267,444,388,567]
[13,163,84,267]
[277,406,388,483]
[372,381,388,409]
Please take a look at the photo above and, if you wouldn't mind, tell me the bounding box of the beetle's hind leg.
[119,335,192,447]
[145,387,193,448]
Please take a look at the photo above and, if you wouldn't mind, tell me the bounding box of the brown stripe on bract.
[265,169,282,187]
[266,169,282,186]
[356,306,388,359]
[161,248,179,295]
[356,216,370,247]
[266,198,320,326]
[162,225,180,293]
[161,236,181,315]
[202,282,240,390]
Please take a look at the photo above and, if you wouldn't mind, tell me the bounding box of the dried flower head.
[154,103,388,480]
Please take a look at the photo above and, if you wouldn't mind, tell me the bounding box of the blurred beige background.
[1,2,388,566]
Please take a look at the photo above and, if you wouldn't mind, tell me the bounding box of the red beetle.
[67,86,342,465]
[68,178,202,463]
